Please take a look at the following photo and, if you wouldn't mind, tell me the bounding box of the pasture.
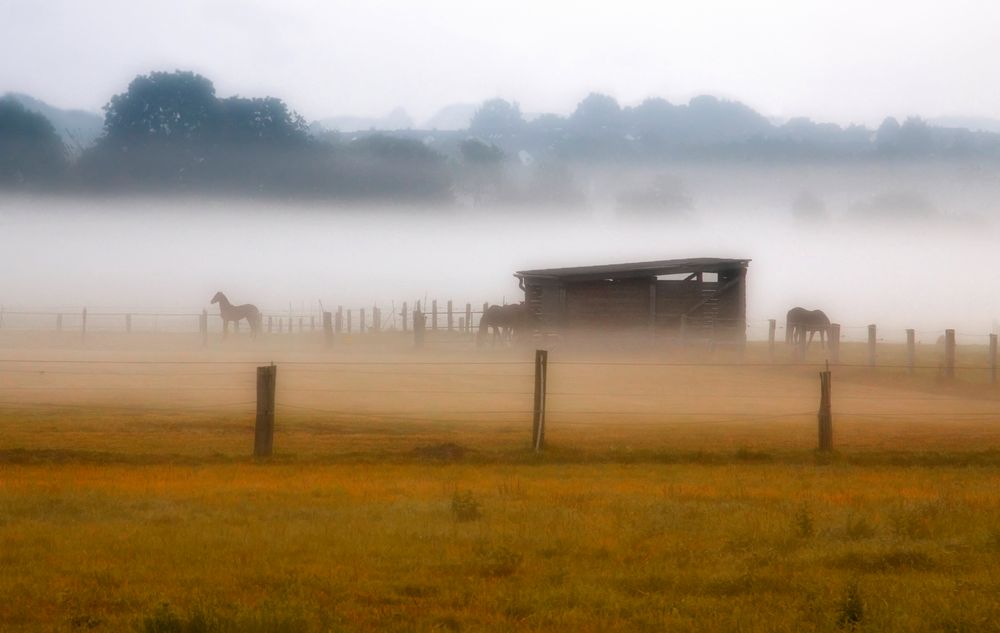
[2,330,1000,631]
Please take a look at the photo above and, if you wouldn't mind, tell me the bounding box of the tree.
[469,99,524,138]
[218,96,308,146]
[0,96,66,185]
[101,71,220,146]
[458,138,505,204]
[570,93,622,133]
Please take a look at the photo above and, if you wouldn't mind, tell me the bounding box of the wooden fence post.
[200,309,208,347]
[81,308,87,340]
[532,349,548,452]
[944,329,956,379]
[125,313,132,334]
[402,302,408,332]
[254,364,277,458]
[413,310,426,349]
[465,303,472,334]
[768,319,776,360]
[347,309,353,334]
[335,307,343,334]
[829,323,841,365]
[990,333,998,385]
[432,300,438,331]
[267,316,273,334]
[323,311,333,349]
[867,324,877,368]
[360,308,366,333]
[906,329,916,374]
[447,300,453,332]
[818,365,833,451]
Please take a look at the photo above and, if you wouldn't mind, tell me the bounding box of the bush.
[451,490,482,522]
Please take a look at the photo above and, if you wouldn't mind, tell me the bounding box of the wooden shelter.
[514,257,750,345]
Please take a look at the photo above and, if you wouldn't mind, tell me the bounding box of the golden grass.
[1,336,1000,631]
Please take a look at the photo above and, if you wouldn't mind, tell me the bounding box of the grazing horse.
[211,291,261,338]
[478,303,527,348]
[786,307,831,348]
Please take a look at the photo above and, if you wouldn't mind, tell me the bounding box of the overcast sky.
[2,0,999,125]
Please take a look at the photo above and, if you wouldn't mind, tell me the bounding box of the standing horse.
[211,292,261,338]
[786,307,831,348]
[477,303,527,348]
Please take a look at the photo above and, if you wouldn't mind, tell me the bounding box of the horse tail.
[477,306,491,348]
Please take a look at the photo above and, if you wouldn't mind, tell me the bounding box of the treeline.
[1,71,451,200]
[460,94,1000,162]
[4,70,1000,201]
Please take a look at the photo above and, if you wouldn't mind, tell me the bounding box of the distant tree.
[627,98,680,153]
[218,96,308,146]
[897,117,934,155]
[344,134,451,200]
[101,71,220,146]
[570,93,622,133]
[681,95,771,145]
[875,117,901,154]
[458,138,505,204]
[0,96,67,185]
[459,138,504,165]
[469,99,524,138]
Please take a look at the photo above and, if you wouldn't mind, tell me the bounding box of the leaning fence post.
[818,364,833,451]
[990,333,998,385]
[829,323,841,365]
[906,329,916,374]
[768,319,776,360]
[944,329,956,379]
[254,364,277,458]
[532,349,548,452]
[200,309,208,347]
[323,311,333,349]
[867,324,877,368]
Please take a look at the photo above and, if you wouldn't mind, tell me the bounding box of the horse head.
[211,291,225,305]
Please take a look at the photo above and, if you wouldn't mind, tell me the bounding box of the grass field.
[2,333,1000,631]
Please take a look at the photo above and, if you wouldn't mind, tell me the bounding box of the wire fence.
[2,357,999,449]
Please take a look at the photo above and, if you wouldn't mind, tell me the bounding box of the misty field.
[2,337,1000,631]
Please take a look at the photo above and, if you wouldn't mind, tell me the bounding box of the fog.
[3,162,1000,342]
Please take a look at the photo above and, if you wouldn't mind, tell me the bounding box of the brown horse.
[478,303,527,348]
[211,292,261,338]
[786,307,831,348]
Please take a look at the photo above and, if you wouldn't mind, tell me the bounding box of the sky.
[2,0,1000,126]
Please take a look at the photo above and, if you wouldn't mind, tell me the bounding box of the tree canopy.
[0,96,67,185]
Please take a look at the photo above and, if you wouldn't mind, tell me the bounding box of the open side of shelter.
[514,257,750,345]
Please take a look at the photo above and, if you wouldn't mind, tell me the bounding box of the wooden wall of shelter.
[515,258,750,344]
